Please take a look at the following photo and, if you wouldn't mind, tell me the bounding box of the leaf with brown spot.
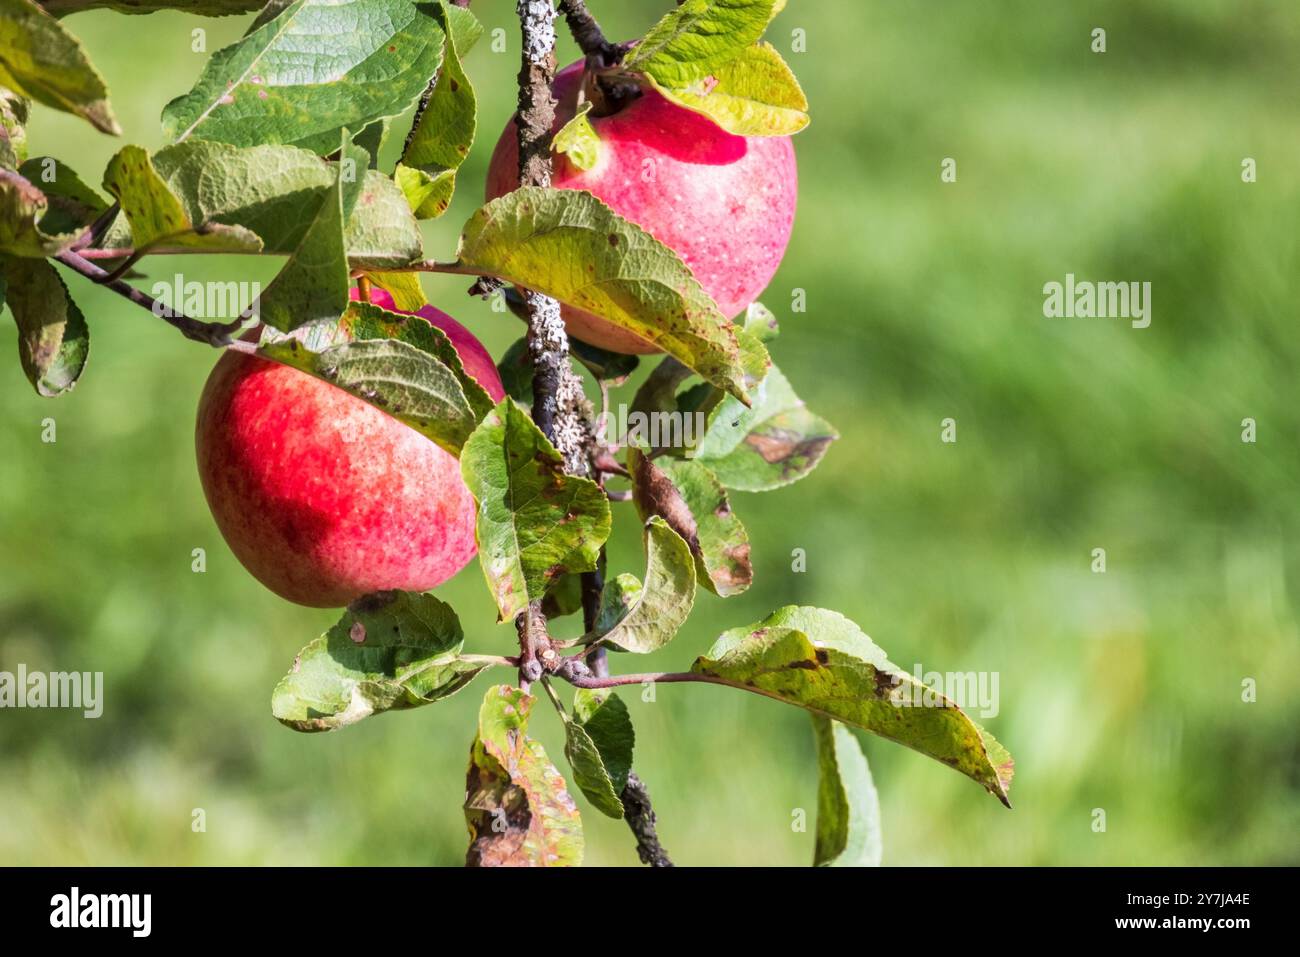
[696,607,1014,806]
[464,685,584,867]
[394,2,479,219]
[460,399,611,621]
[271,590,487,733]
[589,516,694,654]
[1,255,89,395]
[694,361,837,491]
[102,144,261,254]
[630,448,752,597]
[454,187,758,404]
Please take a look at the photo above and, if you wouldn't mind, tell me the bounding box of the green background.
[2,0,1298,866]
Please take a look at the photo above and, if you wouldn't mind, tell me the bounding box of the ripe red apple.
[195,288,505,608]
[486,61,798,354]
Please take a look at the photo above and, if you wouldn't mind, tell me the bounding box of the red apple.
[486,61,798,354]
[195,288,505,608]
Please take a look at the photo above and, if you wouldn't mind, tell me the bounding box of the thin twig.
[54,249,255,349]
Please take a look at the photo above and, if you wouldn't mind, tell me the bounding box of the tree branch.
[621,773,673,867]
[514,0,590,475]
[559,0,617,64]
[54,249,255,350]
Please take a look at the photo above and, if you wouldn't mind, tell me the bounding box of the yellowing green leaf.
[1,255,89,395]
[630,450,752,597]
[624,0,773,89]
[694,362,837,491]
[395,2,477,220]
[695,607,1015,805]
[271,591,487,733]
[0,0,120,134]
[102,145,262,254]
[361,271,427,311]
[553,101,600,172]
[259,301,488,457]
[0,166,75,255]
[0,87,28,167]
[254,134,363,331]
[465,685,584,867]
[460,399,612,621]
[454,187,757,404]
[18,157,106,236]
[648,41,809,136]
[594,516,695,653]
[97,140,423,268]
[813,715,882,867]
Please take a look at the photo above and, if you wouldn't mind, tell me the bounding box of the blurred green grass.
[2,0,1298,866]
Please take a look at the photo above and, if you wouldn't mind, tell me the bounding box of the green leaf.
[812,715,882,867]
[0,0,120,134]
[540,572,583,620]
[272,590,487,733]
[0,86,28,167]
[630,449,752,597]
[245,0,293,32]
[623,0,772,89]
[395,2,477,220]
[360,271,427,312]
[255,133,363,331]
[464,685,584,867]
[573,689,634,794]
[102,145,262,254]
[693,607,1015,805]
[743,300,779,342]
[594,516,695,654]
[161,0,449,153]
[562,688,635,819]
[302,299,494,417]
[694,362,837,491]
[352,118,387,168]
[561,717,623,818]
[553,101,599,171]
[460,398,612,621]
[97,140,425,268]
[647,41,808,136]
[454,187,758,405]
[258,301,487,456]
[595,573,641,634]
[18,157,105,235]
[495,336,533,406]
[1,254,88,395]
[0,166,76,255]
